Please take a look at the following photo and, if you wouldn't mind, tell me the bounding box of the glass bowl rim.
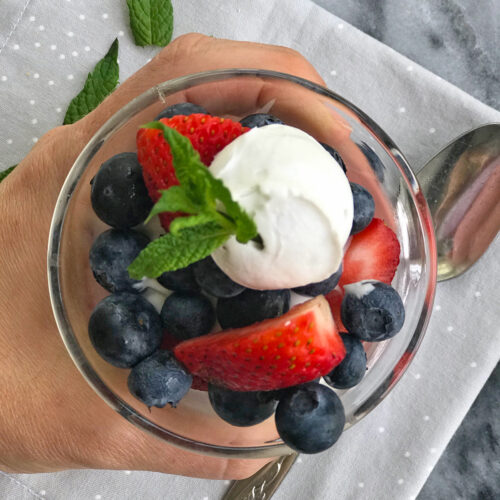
[48,68,437,459]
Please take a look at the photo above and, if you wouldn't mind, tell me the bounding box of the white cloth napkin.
[1,1,499,499]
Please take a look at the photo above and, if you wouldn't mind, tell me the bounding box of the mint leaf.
[63,39,119,125]
[128,222,231,278]
[0,165,16,183]
[143,122,213,206]
[169,213,220,236]
[130,122,259,278]
[127,0,174,47]
[210,178,257,243]
[143,122,258,243]
[146,186,197,222]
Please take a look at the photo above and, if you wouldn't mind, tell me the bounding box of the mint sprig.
[128,123,258,279]
[145,185,197,221]
[127,0,174,47]
[129,222,232,279]
[63,39,119,125]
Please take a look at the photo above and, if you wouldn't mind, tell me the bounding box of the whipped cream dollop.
[210,124,353,290]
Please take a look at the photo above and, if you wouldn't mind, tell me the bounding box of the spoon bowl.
[418,123,500,281]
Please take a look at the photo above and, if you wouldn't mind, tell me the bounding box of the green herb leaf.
[129,122,259,278]
[146,186,197,222]
[144,122,258,243]
[63,39,119,125]
[169,213,221,236]
[127,0,174,47]
[210,177,258,243]
[128,222,231,278]
[0,165,16,183]
[143,122,214,206]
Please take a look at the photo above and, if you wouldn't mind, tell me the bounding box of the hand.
[0,34,328,478]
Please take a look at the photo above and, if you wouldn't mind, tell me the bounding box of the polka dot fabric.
[1,1,499,499]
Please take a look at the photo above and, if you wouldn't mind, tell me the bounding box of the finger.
[79,33,351,146]
[81,33,322,128]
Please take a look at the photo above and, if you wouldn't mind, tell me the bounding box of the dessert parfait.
[87,104,405,454]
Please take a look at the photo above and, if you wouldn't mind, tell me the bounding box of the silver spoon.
[223,123,500,500]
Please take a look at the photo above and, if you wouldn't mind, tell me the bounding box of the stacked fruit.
[87,104,404,454]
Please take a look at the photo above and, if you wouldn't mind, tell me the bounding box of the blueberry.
[89,293,162,368]
[271,378,321,401]
[128,350,192,408]
[161,291,215,341]
[293,265,342,297]
[350,183,375,234]
[320,143,347,173]
[341,280,405,341]
[217,289,291,329]
[155,102,208,120]
[208,384,278,426]
[193,257,244,298]
[89,229,150,293]
[239,113,283,128]
[324,334,367,389]
[157,263,200,292]
[91,152,153,229]
[275,382,345,454]
[359,141,385,182]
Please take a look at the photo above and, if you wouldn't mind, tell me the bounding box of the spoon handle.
[223,453,298,500]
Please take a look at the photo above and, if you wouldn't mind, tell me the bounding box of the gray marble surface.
[313,0,500,110]
[312,0,500,498]
[419,364,500,500]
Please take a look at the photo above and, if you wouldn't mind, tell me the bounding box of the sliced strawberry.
[339,218,400,287]
[325,287,346,332]
[174,296,346,392]
[136,114,248,229]
[191,377,209,392]
[160,331,208,391]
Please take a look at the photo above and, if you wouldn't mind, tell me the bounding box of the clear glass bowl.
[48,69,437,459]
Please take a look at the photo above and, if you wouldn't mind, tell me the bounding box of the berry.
[161,291,215,341]
[239,113,283,128]
[293,265,342,297]
[157,263,200,292]
[325,287,346,331]
[174,296,346,392]
[193,257,244,298]
[324,333,367,389]
[155,102,208,120]
[136,114,248,229]
[275,382,345,454]
[128,350,192,408]
[320,143,347,173]
[339,218,400,288]
[191,376,209,391]
[90,152,153,229]
[89,229,150,293]
[217,289,291,329]
[341,280,405,341]
[359,141,384,181]
[89,293,162,368]
[208,384,278,426]
[271,378,321,401]
[350,183,375,234]
[159,333,209,391]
